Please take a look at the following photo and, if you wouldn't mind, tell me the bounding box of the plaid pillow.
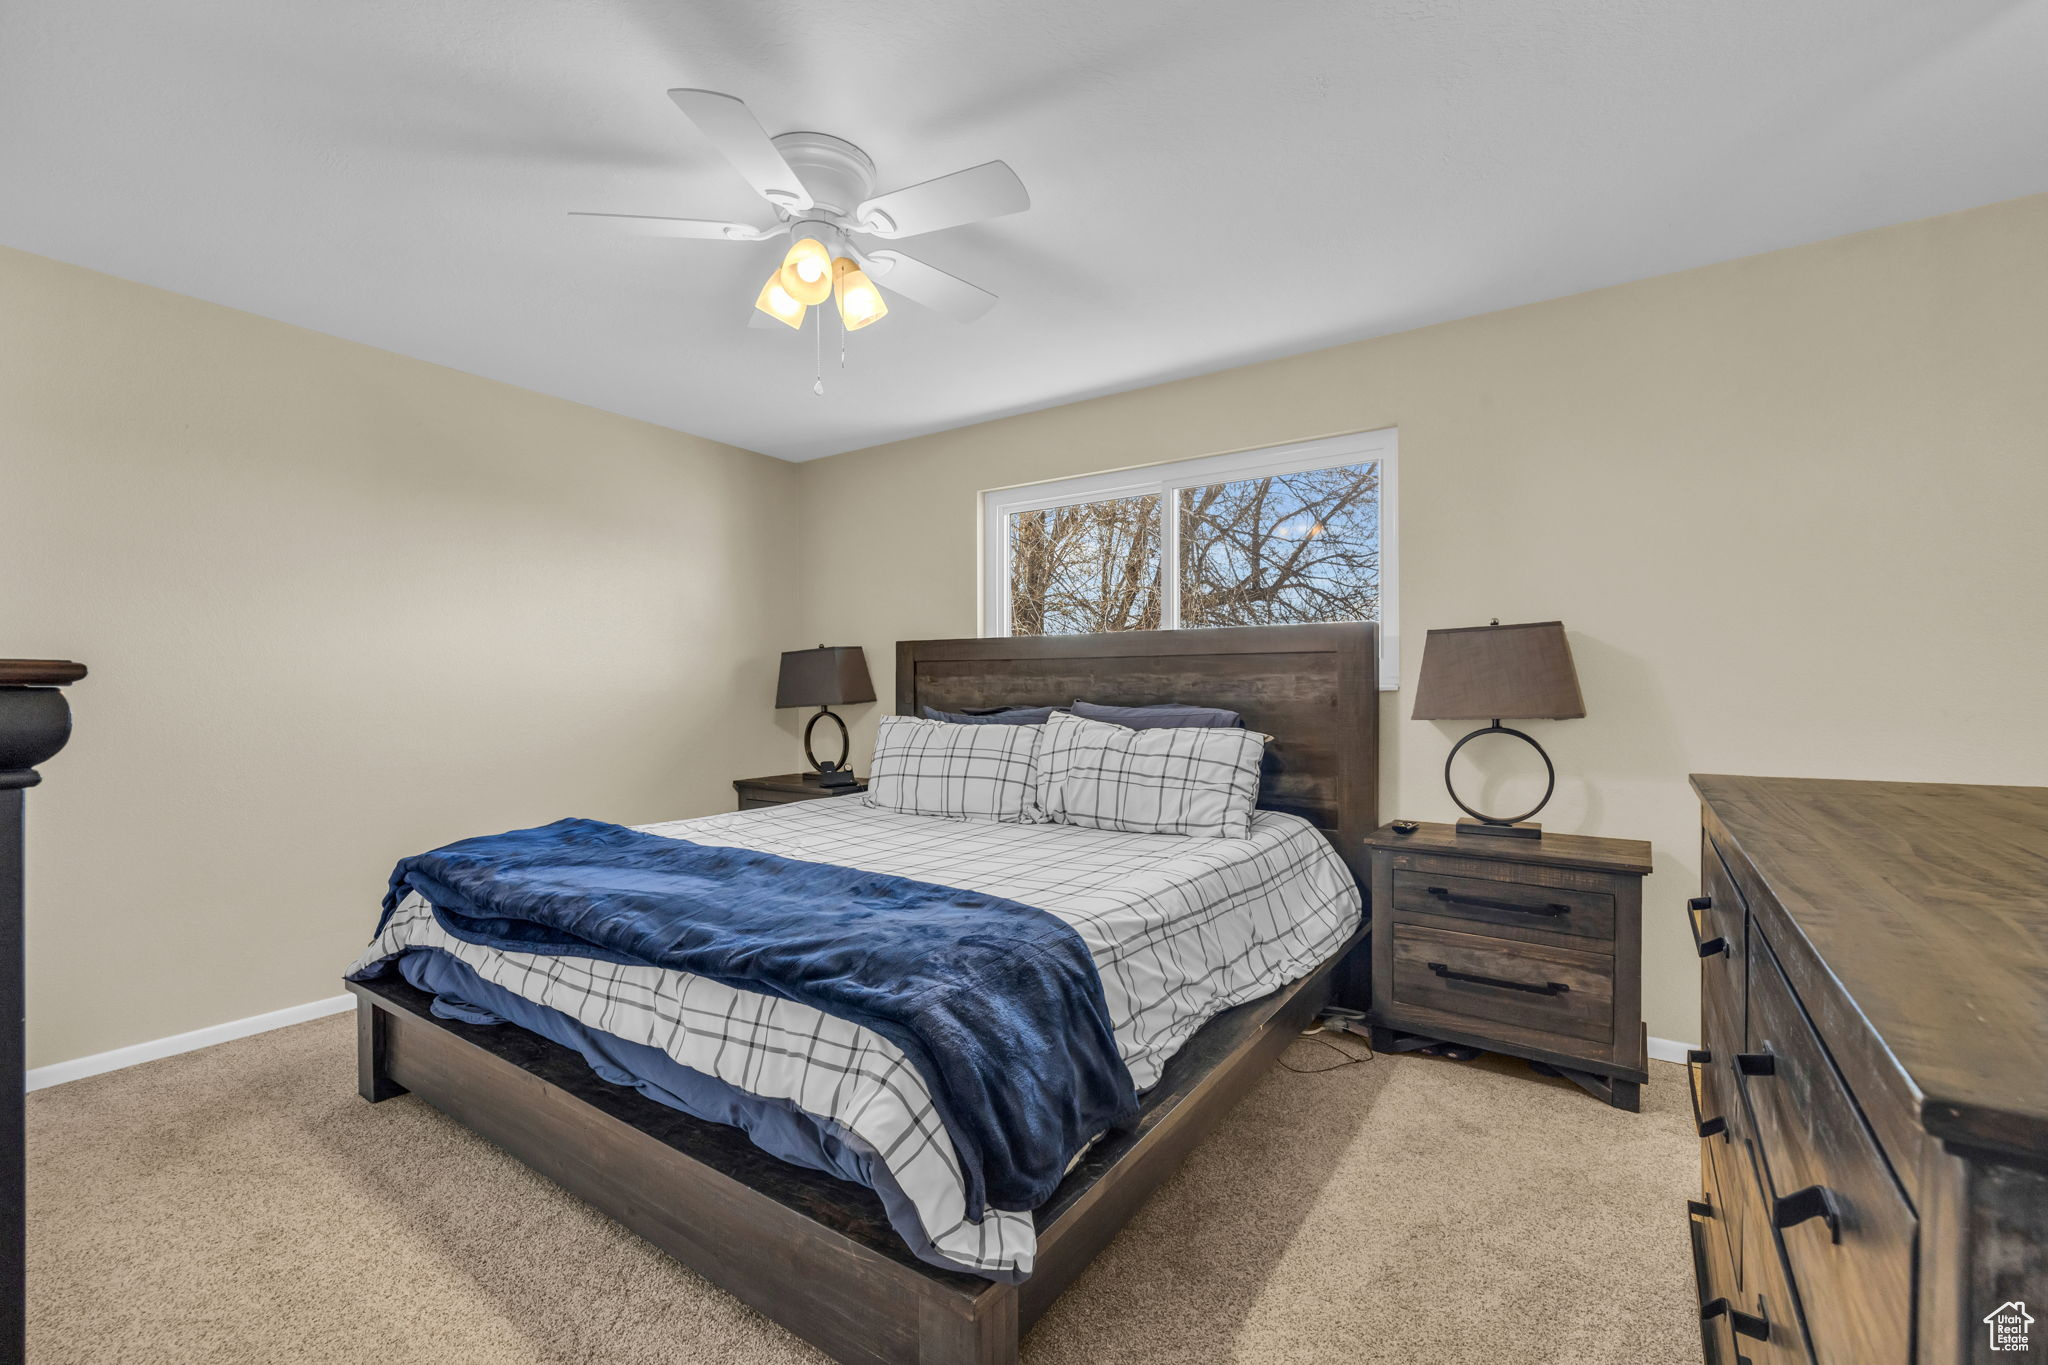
[1033,709,1122,825]
[1039,710,1267,839]
[864,715,1045,823]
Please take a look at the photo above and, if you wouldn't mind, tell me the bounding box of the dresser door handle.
[1735,1050,1776,1076]
[1685,1049,1727,1138]
[1688,897,1728,957]
[1425,962,1569,996]
[1701,1298,1771,1341]
[1773,1185,1844,1244]
[1426,886,1570,917]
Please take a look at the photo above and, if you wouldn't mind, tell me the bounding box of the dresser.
[1689,775,2048,1365]
[1363,822,1651,1109]
[733,772,868,811]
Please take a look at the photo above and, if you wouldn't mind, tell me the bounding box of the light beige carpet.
[29,1015,1699,1364]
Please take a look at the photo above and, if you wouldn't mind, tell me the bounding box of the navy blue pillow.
[1069,700,1243,730]
[920,704,1059,726]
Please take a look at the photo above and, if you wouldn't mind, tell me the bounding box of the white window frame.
[980,427,1400,689]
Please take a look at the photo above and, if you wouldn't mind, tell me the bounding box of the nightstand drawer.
[1389,923,1614,1045]
[733,774,868,811]
[740,789,816,809]
[1390,868,1615,942]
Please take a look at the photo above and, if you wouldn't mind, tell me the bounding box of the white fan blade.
[859,249,997,322]
[855,161,1028,238]
[569,212,773,241]
[667,89,812,211]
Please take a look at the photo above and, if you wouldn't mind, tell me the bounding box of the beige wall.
[2,249,804,1068]
[794,193,2048,1045]
[10,192,2045,1067]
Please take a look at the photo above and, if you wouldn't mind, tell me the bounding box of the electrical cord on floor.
[1283,1016,1375,1073]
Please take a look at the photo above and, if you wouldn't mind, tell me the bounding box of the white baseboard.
[26,993,355,1092]
[1647,1035,1697,1065]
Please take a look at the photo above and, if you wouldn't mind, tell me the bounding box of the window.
[983,429,1398,687]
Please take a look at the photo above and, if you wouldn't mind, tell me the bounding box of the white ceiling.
[5,1,2046,461]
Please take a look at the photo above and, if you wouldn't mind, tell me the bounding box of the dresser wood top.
[1693,773,2048,1160]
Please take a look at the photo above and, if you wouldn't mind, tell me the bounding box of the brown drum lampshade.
[776,646,876,710]
[1410,621,1584,722]
[1410,621,1583,839]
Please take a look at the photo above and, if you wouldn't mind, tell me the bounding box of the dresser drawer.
[1389,923,1614,1045]
[1697,1131,1815,1365]
[1391,868,1615,942]
[1688,1047,1734,1143]
[1742,934,1915,1365]
[1694,1072,1743,1296]
[1695,836,1747,1063]
[1689,1197,1742,1365]
[1727,1133,1817,1365]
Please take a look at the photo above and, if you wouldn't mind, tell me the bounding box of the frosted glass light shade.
[833,258,888,331]
[754,271,806,329]
[778,236,834,306]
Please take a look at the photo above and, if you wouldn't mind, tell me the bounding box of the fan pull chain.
[812,303,824,396]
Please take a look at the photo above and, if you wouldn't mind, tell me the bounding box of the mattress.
[351,796,1361,1279]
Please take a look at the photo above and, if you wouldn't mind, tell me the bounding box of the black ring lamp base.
[803,707,859,788]
[1445,721,1554,840]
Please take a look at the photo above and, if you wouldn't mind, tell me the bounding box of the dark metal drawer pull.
[1687,896,1728,958]
[1686,1049,1726,1138]
[1734,1050,1776,1076]
[1426,886,1569,917]
[1701,1299,1771,1341]
[1773,1184,1844,1244]
[1425,962,1570,996]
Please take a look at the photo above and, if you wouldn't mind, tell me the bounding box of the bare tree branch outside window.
[1179,462,1379,626]
[1008,494,1161,635]
[1006,462,1378,635]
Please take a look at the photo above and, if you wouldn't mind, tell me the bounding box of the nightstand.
[733,772,868,812]
[1363,822,1652,1110]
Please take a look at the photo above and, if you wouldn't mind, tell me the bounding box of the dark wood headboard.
[896,624,1379,885]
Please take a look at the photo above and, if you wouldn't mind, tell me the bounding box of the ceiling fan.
[574,90,1029,336]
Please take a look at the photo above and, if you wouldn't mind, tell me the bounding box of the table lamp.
[776,645,875,788]
[1410,620,1585,839]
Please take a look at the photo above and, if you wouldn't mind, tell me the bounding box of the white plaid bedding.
[349,797,1360,1278]
[1040,709,1267,838]
[864,715,1044,823]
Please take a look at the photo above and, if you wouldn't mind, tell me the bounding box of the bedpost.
[354,992,407,1103]
[1,658,87,1365]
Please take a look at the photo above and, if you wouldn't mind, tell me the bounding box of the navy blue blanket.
[368,818,1138,1214]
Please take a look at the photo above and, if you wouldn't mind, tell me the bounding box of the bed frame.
[350,623,1379,1365]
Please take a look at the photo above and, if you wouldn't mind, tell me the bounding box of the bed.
[346,622,1379,1365]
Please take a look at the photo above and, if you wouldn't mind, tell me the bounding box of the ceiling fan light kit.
[753,272,807,330]
[833,257,887,331]
[575,89,1028,369]
[778,232,836,306]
